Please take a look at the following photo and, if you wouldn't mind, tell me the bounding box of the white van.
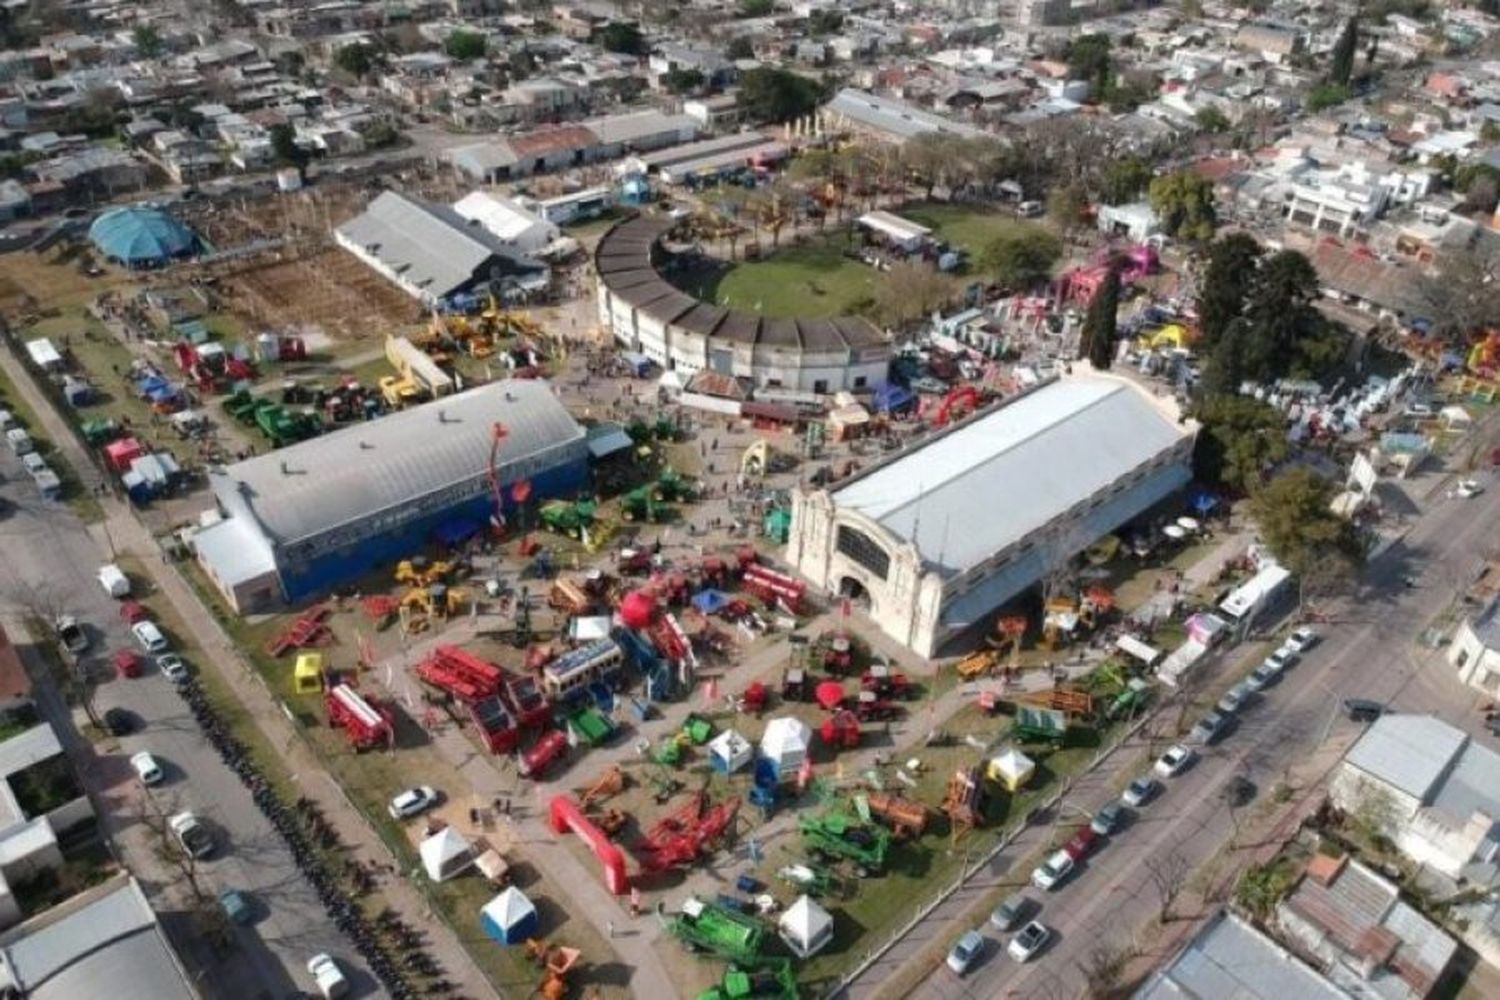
[5,428,32,455]
[0,409,15,430]
[131,620,168,654]
[98,564,130,598]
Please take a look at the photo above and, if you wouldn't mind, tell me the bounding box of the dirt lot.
[211,247,425,341]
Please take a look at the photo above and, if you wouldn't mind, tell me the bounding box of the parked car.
[130,620,168,654]
[1246,662,1280,691]
[1064,825,1101,862]
[54,615,88,655]
[1154,744,1195,778]
[156,653,189,684]
[97,563,130,598]
[1450,479,1484,499]
[1266,647,1297,671]
[20,451,46,476]
[1091,801,1126,835]
[1190,711,1231,745]
[1343,698,1385,723]
[945,930,985,975]
[989,893,1028,932]
[307,953,350,999]
[1007,920,1052,962]
[388,786,440,820]
[1284,627,1319,653]
[219,888,254,926]
[1031,849,1075,890]
[168,811,213,859]
[1122,777,1159,807]
[129,751,163,786]
[1216,681,1253,715]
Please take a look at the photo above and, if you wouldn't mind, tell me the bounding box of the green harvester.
[655,467,696,502]
[539,499,597,538]
[799,811,890,876]
[670,897,767,963]
[696,959,799,1000]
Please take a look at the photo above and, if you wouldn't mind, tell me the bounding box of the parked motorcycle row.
[180,678,467,998]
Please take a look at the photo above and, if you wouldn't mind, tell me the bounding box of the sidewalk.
[0,347,499,1000]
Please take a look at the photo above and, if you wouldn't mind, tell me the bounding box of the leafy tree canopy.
[978,226,1062,291]
[445,29,487,61]
[1191,395,1289,493]
[738,66,822,124]
[1148,171,1216,241]
[1249,467,1365,580]
[599,22,646,55]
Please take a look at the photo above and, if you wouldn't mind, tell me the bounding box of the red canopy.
[619,590,656,630]
[815,680,846,711]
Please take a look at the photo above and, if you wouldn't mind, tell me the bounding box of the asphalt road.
[0,453,380,999]
[898,470,1500,1000]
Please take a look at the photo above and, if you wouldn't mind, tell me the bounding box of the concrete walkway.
[0,346,499,1000]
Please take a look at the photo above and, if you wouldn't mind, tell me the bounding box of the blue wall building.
[194,380,588,611]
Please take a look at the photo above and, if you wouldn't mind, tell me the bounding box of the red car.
[113,650,145,679]
[1064,825,1100,862]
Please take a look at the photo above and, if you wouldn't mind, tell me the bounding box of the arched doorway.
[838,576,871,611]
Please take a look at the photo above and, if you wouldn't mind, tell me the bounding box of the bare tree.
[4,583,101,726]
[1077,942,1135,1000]
[134,792,209,907]
[1145,848,1191,922]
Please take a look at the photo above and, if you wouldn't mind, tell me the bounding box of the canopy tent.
[758,717,811,780]
[619,590,657,630]
[568,615,614,642]
[987,746,1035,792]
[480,886,539,945]
[692,589,730,614]
[709,728,753,774]
[420,826,476,883]
[778,895,834,958]
[292,653,324,694]
[814,681,845,711]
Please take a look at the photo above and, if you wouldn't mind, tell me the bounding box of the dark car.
[1344,698,1385,723]
[1091,801,1126,836]
[102,707,137,736]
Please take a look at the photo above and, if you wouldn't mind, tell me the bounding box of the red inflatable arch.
[548,795,630,895]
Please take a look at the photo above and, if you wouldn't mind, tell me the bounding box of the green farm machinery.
[78,418,119,445]
[697,959,798,1000]
[568,707,615,746]
[655,467,696,502]
[539,499,597,538]
[225,389,259,424]
[799,812,890,876]
[620,486,668,523]
[670,897,767,963]
[252,399,319,447]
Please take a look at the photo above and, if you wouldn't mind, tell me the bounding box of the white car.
[1155,744,1195,778]
[130,620,168,654]
[1284,627,1319,653]
[1030,849,1075,891]
[388,785,440,820]
[156,653,189,684]
[1216,680,1254,715]
[307,953,350,999]
[1451,479,1484,499]
[1265,647,1297,671]
[130,751,164,786]
[1007,920,1051,962]
[168,811,212,859]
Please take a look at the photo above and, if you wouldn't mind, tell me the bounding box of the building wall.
[1448,619,1500,696]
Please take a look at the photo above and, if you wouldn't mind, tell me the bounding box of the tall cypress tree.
[1330,17,1358,87]
[1083,265,1122,371]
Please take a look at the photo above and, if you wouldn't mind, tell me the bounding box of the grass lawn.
[899,202,1040,255]
[687,240,879,319]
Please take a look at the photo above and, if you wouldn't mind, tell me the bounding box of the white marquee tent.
[778,895,834,958]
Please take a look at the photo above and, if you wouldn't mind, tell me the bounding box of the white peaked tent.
[778,895,834,958]
[709,728,753,773]
[988,747,1036,792]
[419,826,476,882]
[759,717,811,779]
[480,886,539,945]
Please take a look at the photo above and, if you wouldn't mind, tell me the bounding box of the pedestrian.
[607,920,615,939]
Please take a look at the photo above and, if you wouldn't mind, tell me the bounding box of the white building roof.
[1138,910,1347,1000]
[452,191,553,244]
[857,210,932,243]
[826,87,986,141]
[832,377,1189,576]
[1343,714,1468,803]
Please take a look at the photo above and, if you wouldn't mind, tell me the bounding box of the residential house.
[1234,23,1304,64]
[1139,910,1349,1000]
[1448,596,1500,697]
[0,723,97,929]
[649,44,736,92]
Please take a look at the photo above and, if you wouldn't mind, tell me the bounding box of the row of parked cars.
[947,625,1329,978]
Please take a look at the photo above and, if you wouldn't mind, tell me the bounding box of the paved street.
[849,455,1500,1000]
[0,456,379,997]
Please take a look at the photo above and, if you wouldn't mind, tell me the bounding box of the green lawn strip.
[900,203,1032,255]
[709,241,878,319]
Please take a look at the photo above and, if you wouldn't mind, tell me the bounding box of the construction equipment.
[577,766,626,808]
[697,959,799,1000]
[670,897,767,963]
[400,585,466,622]
[394,558,451,588]
[386,333,454,398]
[867,792,930,839]
[637,791,741,873]
[378,374,423,409]
[1042,597,1080,650]
[325,684,394,751]
[942,765,986,839]
[486,421,509,534]
[799,812,890,876]
[525,940,581,1000]
[955,649,997,681]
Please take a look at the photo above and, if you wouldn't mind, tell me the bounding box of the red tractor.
[861,664,916,700]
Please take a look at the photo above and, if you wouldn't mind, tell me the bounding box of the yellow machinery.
[583,516,615,554]
[524,940,580,1000]
[1041,597,1079,651]
[386,334,455,398]
[379,374,422,409]
[741,438,771,478]
[399,586,467,624]
[394,559,451,588]
[955,649,996,681]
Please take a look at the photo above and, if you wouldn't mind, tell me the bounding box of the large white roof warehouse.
[787,373,1195,657]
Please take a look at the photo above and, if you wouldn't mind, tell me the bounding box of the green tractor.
[78,418,119,446]
[620,485,668,523]
[799,812,890,877]
[697,959,798,1000]
[225,389,259,425]
[670,897,767,963]
[538,499,597,538]
[655,467,696,502]
[254,400,319,447]
[653,414,685,442]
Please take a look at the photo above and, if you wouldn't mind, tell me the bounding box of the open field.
[682,239,878,320]
[900,202,1036,255]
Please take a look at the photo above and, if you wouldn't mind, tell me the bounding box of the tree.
[1148,171,1216,241]
[7,582,99,727]
[135,793,209,906]
[662,67,704,94]
[1191,396,1288,493]
[1078,943,1134,1000]
[1099,156,1153,204]
[333,42,375,79]
[362,120,400,148]
[1195,105,1230,133]
[873,262,952,327]
[1066,33,1114,101]
[445,29,487,61]
[737,0,773,15]
[599,21,646,55]
[1047,183,1089,238]
[1234,859,1296,920]
[1249,468,1364,583]
[1330,16,1359,87]
[1144,849,1191,922]
[737,66,822,124]
[725,37,754,60]
[1417,248,1500,346]
[269,123,310,183]
[1305,83,1349,112]
[807,9,843,34]
[1197,232,1262,348]
[132,24,162,58]
[1080,263,1121,370]
[1241,250,1341,379]
[979,226,1062,291]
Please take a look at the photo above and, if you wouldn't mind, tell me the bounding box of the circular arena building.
[89,205,198,268]
[594,216,891,393]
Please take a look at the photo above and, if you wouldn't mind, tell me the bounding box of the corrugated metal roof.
[336,191,539,300]
[832,378,1189,576]
[209,380,584,546]
[1343,714,1467,803]
[826,87,985,142]
[1137,910,1348,1000]
[582,109,696,146]
[452,192,552,244]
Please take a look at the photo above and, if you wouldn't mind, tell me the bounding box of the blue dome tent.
[89,205,198,267]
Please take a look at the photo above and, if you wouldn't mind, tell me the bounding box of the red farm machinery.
[740,562,806,614]
[635,791,741,874]
[415,645,551,753]
[325,684,394,750]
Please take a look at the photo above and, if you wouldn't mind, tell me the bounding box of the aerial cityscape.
[0,0,1497,998]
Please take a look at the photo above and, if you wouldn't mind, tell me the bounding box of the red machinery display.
[741,562,806,614]
[265,605,333,657]
[635,791,740,873]
[549,795,630,895]
[416,645,552,751]
[172,341,254,394]
[819,710,860,749]
[326,684,394,750]
[471,696,520,753]
[486,422,508,532]
[416,644,502,703]
[861,665,915,700]
[931,384,980,428]
[648,613,693,666]
[520,729,569,778]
